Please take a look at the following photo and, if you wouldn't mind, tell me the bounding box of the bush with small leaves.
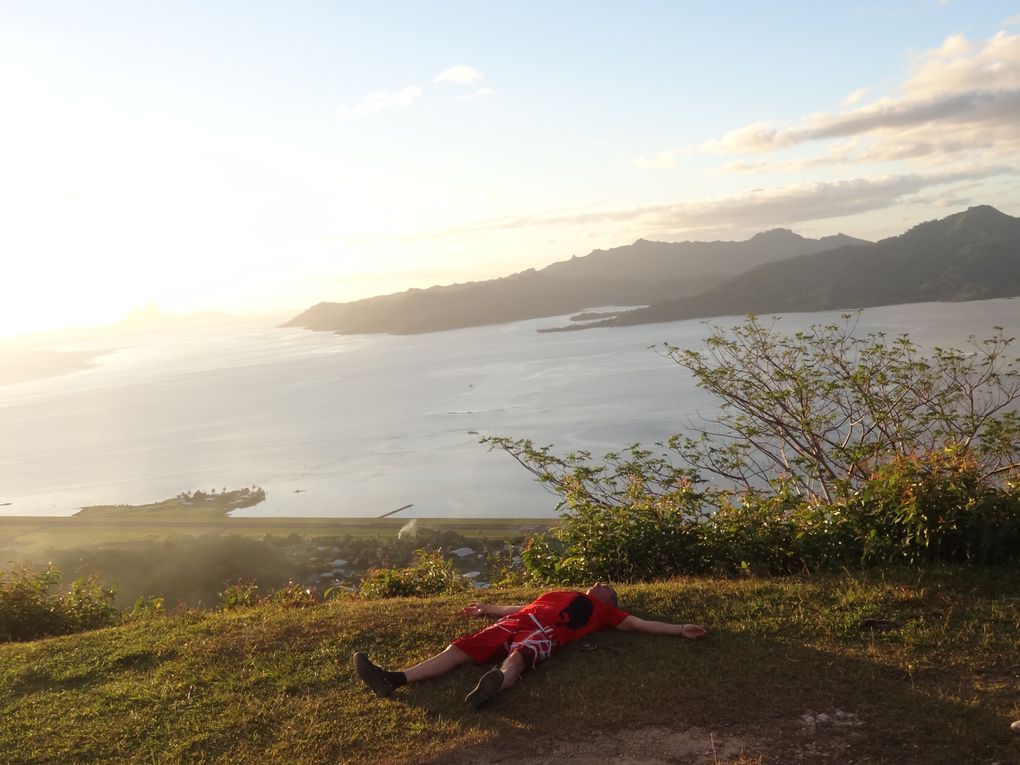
[359,550,471,598]
[0,564,65,641]
[218,580,260,610]
[486,316,1020,581]
[267,581,319,607]
[61,575,119,632]
[130,595,166,619]
[845,449,1020,565]
[0,564,121,641]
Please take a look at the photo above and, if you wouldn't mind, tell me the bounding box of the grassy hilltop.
[2,569,1019,764]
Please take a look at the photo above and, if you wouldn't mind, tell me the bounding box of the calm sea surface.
[1,299,1017,518]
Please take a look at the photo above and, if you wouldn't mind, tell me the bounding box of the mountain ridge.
[580,205,1020,331]
[284,229,869,335]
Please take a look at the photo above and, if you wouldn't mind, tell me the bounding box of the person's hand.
[681,624,708,640]
[461,603,488,617]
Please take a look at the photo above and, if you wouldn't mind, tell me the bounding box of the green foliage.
[266,581,319,607]
[129,595,166,619]
[61,574,119,632]
[0,564,64,641]
[478,544,529,587]
[844,449,1020,565]
[486,317,1020,582]
[0,564,119,642]
[359,550,471,598]
[662,314,1020,502]
[219,580,260,610]
[702,488,804,575]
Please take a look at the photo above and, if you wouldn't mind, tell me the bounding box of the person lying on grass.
[353,583,708,710]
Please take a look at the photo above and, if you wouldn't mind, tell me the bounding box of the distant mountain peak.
[959,204,1011,223]
[902,204,1017,241]
[749,228,801,241]
[818,232,869,248]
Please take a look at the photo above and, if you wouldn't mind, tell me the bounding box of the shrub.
[359,550,470,598]
[267,581,319,607]
[662,315,1020,502]
[61,575,119,632]
[480,543,529,587]
[0,565,65,641]
[0,564,120,641]
[845,450,1020,565]
[218,580,260,609]
[702,488,804,575]
[130,595,166,619]
[486,317,1020,582]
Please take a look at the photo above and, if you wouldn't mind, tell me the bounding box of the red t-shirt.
[511,590,630,647]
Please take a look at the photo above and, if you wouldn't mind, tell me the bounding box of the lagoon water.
[1,299,1017,518]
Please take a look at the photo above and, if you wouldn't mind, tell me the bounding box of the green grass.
[2,568,1019,764]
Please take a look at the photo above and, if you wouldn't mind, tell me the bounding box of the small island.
[75,486,267,520]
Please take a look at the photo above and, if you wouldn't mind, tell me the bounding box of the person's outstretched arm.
[616,615,707,639]
[462,602,525,618]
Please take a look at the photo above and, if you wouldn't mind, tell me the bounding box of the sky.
[2,0,1020,336]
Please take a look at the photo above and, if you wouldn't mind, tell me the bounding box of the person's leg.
[465,648,529,709]
[355,644,474,698]
[356,622,509,700]
[403,644,472,682]
[496,649,527,690]
[353,652,407,698]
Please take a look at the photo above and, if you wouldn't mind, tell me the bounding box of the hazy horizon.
[3,2,1020,336]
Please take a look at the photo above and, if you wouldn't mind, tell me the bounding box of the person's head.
[586,583,619,608]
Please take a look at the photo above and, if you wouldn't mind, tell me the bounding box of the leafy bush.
[266,581,319,607]
[0,564,119,642]
[129,595,166,619]
[0,565,64,641]
[487,317,1020,582]
[61,574,119,632]
[703,488,804,575]
[359,550,471,598]
[218,580,260,610]
[662,315,1020,502]
[844,450,1020,565]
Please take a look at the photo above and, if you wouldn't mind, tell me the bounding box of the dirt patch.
[432,708,871,764]
[437,725,757,764]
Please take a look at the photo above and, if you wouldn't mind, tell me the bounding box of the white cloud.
[632,147,682,169]
[905,31,1018,98]
[434,65,484,85]
[840,87,869,106]
[456,87,495,102]
[705,88,1020,155]
[1005,14,1020,27]
[699,31,1020,173]
[337,86,422,118]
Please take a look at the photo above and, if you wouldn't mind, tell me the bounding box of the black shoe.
[353,652,396,698]
[465,668,504,710]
